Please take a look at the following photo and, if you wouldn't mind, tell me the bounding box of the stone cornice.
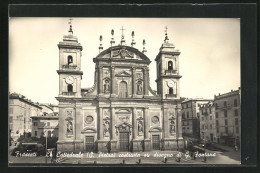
[57,44,83,51]
[93,58,151,64]
[155,51,181,61]
[56,70,83,75]
[155,75,182,82]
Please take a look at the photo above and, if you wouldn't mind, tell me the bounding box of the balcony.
[62,65,79,70]
[62,92,76,96]
[219,104,231,110]
[165,69,177,75]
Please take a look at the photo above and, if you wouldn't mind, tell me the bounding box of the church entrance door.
[152,135,160,150]
[85,136,94,152]
[119,132,129,151]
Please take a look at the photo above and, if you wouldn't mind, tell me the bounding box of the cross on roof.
[165,26,168,34]
[120,26,126,36]
[68,18,73,25]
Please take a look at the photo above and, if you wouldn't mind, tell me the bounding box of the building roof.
[214,88,240,100]
[181,98,213,104]
[9,92,42,109]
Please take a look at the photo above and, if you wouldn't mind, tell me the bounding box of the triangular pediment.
[115,71,131,77]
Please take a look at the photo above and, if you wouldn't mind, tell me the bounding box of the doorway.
[85,136,94,152]
[152,135,160,150]
[119,132,129,151]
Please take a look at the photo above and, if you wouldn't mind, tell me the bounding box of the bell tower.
[57,20,83,97]
[155,27,182,99]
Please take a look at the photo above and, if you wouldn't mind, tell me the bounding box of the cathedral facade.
[56,25,184,153]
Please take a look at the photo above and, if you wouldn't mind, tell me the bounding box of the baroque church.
[56,23,184,153]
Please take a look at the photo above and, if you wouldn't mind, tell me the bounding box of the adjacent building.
[9,93,42,140]
[56,25,184,153]
[31,112,59,138]
[199,101,217,143]
[214,89,241,147]
[181,98,212,138]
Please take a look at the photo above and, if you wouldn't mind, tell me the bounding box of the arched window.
[119,81,127,98]
[169,87,173,94]
[168,61,173,70]
[67,84,73,92]
[68,55,73,65]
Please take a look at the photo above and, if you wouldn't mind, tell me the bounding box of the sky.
[9,18,240,105]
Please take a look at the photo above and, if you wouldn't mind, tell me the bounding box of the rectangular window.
[182,113,185,119]
[205,116,207,120]
[35,131,37,136]
[47,122,50,126]
[235,118,238,125]
[186,104,188,108]
[215,112,218,118]
[10,124,13,131]
[225,127,228,133]
[187,112,189,118]
[209,108,212,114]
[234,110,238,116]
[216,120,219,126]
[183,127,185,130]
[33,122,38,126]
[225,119,228,125]
[187,121,189,125]
[210,124,212,129]
[216,127,219,133]
[210,116,212,120]
[202,117,204,121]
[202,125,204,130]
[236,127,239,133]
[224,110,227,117]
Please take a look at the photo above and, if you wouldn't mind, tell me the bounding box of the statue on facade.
[137,81,143,94]
[66,120,73,134]
[138,121,143,133]
[170,120,175,133]
[104,80,110,93]
[103,120,110,136]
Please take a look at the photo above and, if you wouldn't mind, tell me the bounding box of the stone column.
[111,66,115,95]
[132,67,136,97]
[163,107,169,138]
[144,107,149,139]
[144,107,151,151]
[110,107,115,140]
[99,66,103,94]
[110,107,117,152]
[143,67,149,95]
[132,107,137,139]
[99,107,103,140]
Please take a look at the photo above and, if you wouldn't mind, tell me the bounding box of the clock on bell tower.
[57,23,83,97]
